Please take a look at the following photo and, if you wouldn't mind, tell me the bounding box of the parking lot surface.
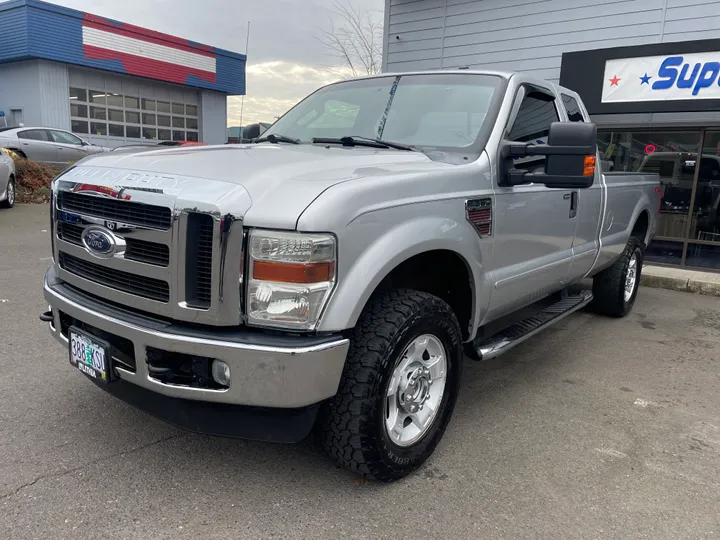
[2,204,719,540]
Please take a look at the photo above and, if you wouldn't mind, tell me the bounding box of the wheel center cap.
[398,367,432,413]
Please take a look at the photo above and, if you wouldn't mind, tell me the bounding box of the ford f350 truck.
[41,71,661,481]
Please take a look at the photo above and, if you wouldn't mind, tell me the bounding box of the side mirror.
[501,122,598,189]
[81,140,89,146]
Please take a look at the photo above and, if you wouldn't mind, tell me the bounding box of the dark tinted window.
[19,129,49,141]
[561,94,585,122]
[71,120,89,134]
[508,91,558,171]
[508,92,558,142]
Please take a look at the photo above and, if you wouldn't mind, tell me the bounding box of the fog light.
[211,360,231,387]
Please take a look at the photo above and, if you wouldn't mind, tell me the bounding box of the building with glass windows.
[382,0,720,271]
[0,0,245,146]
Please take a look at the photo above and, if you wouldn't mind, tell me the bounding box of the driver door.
[485,85,577,320]
[48,130,88,164]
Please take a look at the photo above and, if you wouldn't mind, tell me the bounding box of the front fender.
[316,214,488,334]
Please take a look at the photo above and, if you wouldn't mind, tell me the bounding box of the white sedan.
[0,148,16,209]
[0,126,106,167]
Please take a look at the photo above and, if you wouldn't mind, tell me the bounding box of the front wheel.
[591,236,644,317]
[1,176,15,209]
[318,289,463,482]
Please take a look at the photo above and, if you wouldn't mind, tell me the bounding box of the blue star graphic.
[639,73,651,85]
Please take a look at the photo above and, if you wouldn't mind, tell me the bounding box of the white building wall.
[38,60,70,130]
[0,60,43,127]
[199,90,228,145]
[384,0,720,82]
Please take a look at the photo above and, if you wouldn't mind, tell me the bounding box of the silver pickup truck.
[41,71,661,482]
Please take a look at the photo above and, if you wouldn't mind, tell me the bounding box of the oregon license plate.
[69,328,110,383]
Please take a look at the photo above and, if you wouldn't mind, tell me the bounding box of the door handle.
[569,192,578,219]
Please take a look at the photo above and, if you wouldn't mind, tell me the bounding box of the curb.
[640,267,720,297]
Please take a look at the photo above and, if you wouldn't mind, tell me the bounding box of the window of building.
[108,109,124,123]
[69,84,200,143]
[90,91,106,105]
[125,111,140,124]
[126,125,141,139]
[70,104,87,118]
[107,93,123,107]
[70,88,87,102]
[108,124,124,137]
[71,120,89,134]
[90,107,106,120]
[599,129,720,271]
[91,122,107,136]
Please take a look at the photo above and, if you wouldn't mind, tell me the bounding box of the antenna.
[238,21,250,133]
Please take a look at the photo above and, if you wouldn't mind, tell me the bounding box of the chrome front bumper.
[43,267,349,408]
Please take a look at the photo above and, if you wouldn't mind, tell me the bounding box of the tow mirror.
[501,122,598,189]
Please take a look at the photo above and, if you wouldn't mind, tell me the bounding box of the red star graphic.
[609,75,621,86]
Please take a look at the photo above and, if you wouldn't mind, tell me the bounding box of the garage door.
[68,68,200,148]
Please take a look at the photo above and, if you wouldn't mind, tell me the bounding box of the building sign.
[602,52,720,103]
[81,14,217,85]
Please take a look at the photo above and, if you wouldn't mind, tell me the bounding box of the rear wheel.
[591,236,644,317]
[318,289,463,482]
[1,176,14,209]
[8,149,25,159]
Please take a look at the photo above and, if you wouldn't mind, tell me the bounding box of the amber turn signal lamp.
[583,155,596,176]
[252,260,334,284]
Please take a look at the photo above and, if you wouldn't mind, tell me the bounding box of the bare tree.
[317,1,383,78]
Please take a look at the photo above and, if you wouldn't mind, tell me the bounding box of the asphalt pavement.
[2,204,719,540]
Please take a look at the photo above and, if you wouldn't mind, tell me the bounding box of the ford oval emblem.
[81,226,117,258]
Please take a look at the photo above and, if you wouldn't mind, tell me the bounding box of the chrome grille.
[59,252,170,302]
[52,173,245,326]
[125,239,170,267]
[57,222,170,267]
[58,191,172,230]
[185,213,214,308]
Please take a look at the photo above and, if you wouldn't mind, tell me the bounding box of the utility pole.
[238,21,250,131]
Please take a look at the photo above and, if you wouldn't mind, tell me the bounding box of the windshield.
[263,73,503,151]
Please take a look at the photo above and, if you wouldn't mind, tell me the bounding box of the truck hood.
[72,144,442,229]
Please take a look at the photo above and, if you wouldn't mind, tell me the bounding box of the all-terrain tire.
[317,289,463,482]
[591,236,644,317]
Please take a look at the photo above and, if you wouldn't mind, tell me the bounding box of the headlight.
[246,230,336,330]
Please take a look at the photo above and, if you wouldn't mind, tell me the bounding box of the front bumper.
[43,267,349,412]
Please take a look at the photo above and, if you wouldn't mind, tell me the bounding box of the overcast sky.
[44,0,384,125]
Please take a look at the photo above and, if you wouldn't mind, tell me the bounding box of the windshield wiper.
[312,136,416,151]
[254,133,300,144]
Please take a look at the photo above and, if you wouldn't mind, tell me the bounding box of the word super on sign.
[601,52,720,103]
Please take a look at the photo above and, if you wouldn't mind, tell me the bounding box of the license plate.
[69,328,111,383]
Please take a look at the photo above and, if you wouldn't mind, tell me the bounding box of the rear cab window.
[561,94,585,122]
